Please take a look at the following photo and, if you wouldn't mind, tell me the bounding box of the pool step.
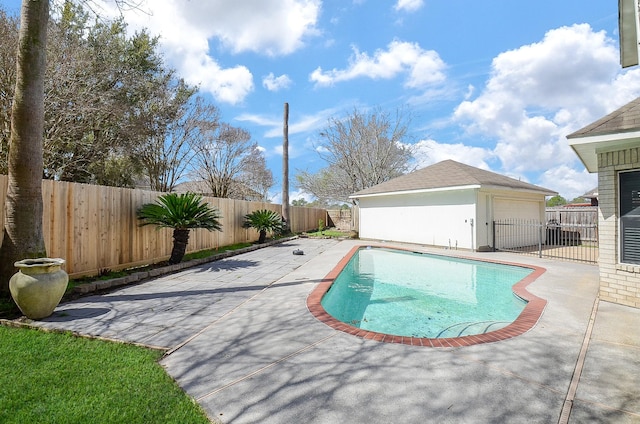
[435,320,511,338]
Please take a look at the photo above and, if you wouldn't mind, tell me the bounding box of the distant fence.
[494,207,598,263]
[545,206,598,242]
[326,209,352,230]
[0,176,326,278]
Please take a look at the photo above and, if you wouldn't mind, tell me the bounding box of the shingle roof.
[350,160,556,197]
[581,187,598,199]
[567,97,640,139]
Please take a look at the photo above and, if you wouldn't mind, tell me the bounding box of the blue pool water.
[320,247,533,338]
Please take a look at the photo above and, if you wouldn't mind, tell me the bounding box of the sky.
[2,0,639,203]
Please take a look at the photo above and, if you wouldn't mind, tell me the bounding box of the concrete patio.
[30,238,640,423]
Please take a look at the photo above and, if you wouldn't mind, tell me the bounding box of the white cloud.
[406,50,448,88]
[453,24,640,175]
[235,113,280,127]
[236,107,342,138]
[538,165,597,201]
[181,54,254,105]
[412,139,495,170]
[464,84,475,100]
[273,141,306,159]
[271,188,316,205]
[310,40,446,88]
[171,0,321,56]
[93,0,321,104]
[263,73,293,91]
[394,0,424,12]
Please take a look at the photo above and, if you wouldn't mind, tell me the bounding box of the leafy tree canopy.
[0,2,269,197]
[546,195,567,207]
[569,196,587,204]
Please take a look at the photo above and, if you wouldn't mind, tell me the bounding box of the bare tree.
[296,106,415,204]
[191,123,272,200]
[0,0,49,293]
[238,145,274,201]
[135,95,217,192]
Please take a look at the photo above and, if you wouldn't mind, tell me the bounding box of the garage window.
[620,170,640,264]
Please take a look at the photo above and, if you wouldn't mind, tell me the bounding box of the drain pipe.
[470,218,474,251]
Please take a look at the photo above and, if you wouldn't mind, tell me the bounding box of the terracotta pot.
[9,258,68,320]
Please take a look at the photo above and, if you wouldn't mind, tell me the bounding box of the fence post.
[492,221,496,252]
[538,221,543,258]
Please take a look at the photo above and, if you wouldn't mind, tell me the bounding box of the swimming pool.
[307,245,547,347]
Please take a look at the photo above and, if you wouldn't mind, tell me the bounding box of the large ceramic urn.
[9,258,68,320]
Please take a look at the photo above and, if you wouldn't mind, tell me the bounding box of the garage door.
[494,198,542,221]
[493,198,542,249]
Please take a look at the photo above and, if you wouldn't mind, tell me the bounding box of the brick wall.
[598,148,640,308]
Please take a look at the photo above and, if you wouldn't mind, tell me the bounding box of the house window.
[620,170,640,264]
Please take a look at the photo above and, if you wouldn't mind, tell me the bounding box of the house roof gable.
[567,97,640,139]
[349,160,556,198]
[567,97,640,172]
[581,187,598,199]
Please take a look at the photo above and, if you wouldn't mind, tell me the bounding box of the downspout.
[470,218,474,251]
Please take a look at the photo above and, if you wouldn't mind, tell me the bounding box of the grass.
[0,296,17,319]
[304,228,352,238]
[0,325,211,424]
[0,240,276,419]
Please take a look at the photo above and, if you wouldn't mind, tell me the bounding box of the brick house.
[568,97,640,308]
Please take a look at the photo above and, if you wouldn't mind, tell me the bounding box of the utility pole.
[282,102,290,233]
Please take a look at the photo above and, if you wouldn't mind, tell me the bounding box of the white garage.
[349,160,556,251]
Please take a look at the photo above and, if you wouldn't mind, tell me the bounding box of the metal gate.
[493,216,598,264]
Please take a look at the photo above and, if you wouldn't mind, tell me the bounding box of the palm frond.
[137,192,222,231]
[242,209,283,234]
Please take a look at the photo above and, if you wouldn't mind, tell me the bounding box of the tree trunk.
[0,0,49,294]
[258,229,267,244]
[169,228,190,264]
[281,102,290,233]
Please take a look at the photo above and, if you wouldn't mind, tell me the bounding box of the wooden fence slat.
[0,177,325,277]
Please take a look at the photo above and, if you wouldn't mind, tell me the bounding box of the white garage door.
[493,198,543,249]
[493,198,542,221]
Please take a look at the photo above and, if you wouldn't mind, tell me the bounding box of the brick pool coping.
[306,245,547,348]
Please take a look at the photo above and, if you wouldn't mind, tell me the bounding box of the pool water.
[320,247,533,338]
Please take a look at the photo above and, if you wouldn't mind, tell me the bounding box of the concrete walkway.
[32,238,640,423]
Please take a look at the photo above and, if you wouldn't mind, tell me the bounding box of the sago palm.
[137,192,222,264]
[242,209,283,243]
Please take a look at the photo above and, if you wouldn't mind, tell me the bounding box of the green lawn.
[304,229,351,238]
[0,325,211,424]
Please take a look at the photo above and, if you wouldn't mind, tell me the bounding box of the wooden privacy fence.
[326,209,352,230]
[545,206,598,242]
[0,176,326,278]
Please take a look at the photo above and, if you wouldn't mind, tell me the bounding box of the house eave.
[480,185,557,196]
[350,183,555,200]
[349,185,482,199]
[568,130,640,173]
